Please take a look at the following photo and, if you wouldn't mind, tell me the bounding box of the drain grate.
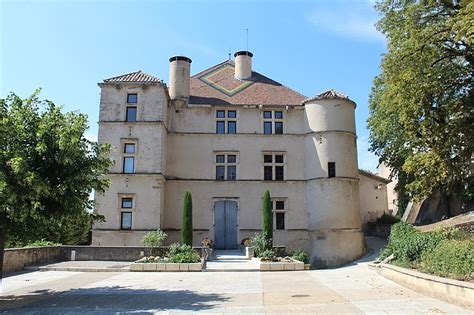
[291,294,310,298]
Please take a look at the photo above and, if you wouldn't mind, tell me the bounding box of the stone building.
[92,51,386,267]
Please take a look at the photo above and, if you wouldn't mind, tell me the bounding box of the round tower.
[303,89,365,268]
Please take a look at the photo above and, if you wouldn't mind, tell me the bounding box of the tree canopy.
[0,90,112,245]
[368,0,473,208]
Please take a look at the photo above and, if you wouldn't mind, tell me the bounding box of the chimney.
[234,51,253,80]
[169,56,192,102]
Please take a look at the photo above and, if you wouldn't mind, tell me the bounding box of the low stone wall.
[4,246,204,273]
[369,263,474,308]
[3,246,62,273]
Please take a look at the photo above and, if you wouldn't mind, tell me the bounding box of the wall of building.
[359,174,389,223]
[378,163,398,214]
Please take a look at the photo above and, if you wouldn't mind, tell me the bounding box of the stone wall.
[3,246,62,273]
[4,246,204,273]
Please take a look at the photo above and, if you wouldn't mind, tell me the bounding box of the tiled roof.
[189,60,306,106]
[359,169,391,184]
[103,70,162,84]
[302,89,354,105]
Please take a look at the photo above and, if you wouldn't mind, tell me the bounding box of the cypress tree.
[181,191,193,246]
[262,190,272,248]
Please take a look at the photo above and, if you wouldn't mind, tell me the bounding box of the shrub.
[291,249,309,264]
[167,243,200,263]
[251,233,272,257]
[379,222,443,262]
[141,229,167,256]
[433,225,468,241]
[376,213,401,225]
[420,240,474,281]
[262,190,272,246]
[22,240,61,248]
[240,237,251,246]
[181,191,193,246]
[259,249,276,259]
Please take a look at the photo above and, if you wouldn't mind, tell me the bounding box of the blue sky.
[1,0,385,172]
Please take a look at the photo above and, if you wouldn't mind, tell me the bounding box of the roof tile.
[103,70,162,83]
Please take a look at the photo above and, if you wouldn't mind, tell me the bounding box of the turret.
[303,89,365,267]
[169,56,192,106]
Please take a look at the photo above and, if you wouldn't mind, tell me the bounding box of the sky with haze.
[1,0,386,172]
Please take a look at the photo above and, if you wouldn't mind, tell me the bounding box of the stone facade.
[92,52,385,267]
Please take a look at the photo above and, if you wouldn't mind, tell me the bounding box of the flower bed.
[260,257,304,271]
[130,258,204,272]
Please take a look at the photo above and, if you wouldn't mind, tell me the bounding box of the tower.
[303,89,365,267]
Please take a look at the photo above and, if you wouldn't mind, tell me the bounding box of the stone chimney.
[169,56,192,103]
[234,51,253,80]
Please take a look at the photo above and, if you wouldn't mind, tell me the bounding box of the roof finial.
[246,28,249,51]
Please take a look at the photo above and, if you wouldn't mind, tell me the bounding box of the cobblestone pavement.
[1,239,472,314]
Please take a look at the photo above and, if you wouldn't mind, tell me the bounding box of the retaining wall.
[370,263,474,308]
[3,246,203,273]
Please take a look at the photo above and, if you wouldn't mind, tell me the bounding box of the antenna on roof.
[228,47,231,60]
[246,28,249,51]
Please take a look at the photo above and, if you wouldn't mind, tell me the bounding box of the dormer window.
[127,93,138,103]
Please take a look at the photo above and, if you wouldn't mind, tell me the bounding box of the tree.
[181,191,193,246]
[368,1,473,208]
[262,190,272,247]
[0,90,113,245]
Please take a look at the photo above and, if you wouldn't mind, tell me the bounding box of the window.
[328,162,336,178]
[215,153,238,180]
[272,199,286,230]
[121,197,133,208]
[127,93,138,104]
[123,157,135,173]
[263,153,285,181]
[121,212,132,230]
[123,141,137,174]
[216,110,237,134]
[263,110,283,134]
[126,107,137,122]
[124,143,135,154]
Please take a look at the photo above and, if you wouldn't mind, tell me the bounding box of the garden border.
[369,263,474,308]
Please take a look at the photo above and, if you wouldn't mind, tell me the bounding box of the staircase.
[204,249,260,272]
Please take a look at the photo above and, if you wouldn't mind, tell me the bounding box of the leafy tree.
[0,90,112,244]
[262,190,273,247]
[181,191,193,246]
[368,1,473,206]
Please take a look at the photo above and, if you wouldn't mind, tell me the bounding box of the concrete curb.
[368,263,474,308]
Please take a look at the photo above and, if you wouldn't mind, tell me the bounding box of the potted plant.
[201,238,214,260]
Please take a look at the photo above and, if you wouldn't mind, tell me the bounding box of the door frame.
[212,198,239,249]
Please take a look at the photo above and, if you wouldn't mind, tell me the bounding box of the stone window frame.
[262,110,284,134]
[262,151,287,181]
[118,193,136,230]
[121,139,138,174]
[215,109,238,134]
[125,106,138,122]
[271,197,287,231]
[213,151,239,181]
[127,93,138,104]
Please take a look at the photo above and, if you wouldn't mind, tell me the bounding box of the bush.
[291,249,309,264]
[379,222,443,262]
[167,243,200,263]
[141,230,167,256]
[420,240,474,280]
[251,233,272,257]
[21,240,61,248]
[376,213,401,225]
[259,249,276,259]
[433,225,469,241]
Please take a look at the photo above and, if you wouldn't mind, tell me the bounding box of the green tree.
[0,90,112,245]
[262,190,272,247]
[181,191,193,246]
[368,1,473,207]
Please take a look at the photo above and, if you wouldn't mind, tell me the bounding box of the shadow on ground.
[0,286,230,313]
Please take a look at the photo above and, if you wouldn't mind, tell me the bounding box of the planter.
[130,259,204,272]
[202,247,213,261]
[260,258,304,271]
[245,247,255,258]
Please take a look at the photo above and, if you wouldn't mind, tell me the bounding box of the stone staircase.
[204,249,260,272]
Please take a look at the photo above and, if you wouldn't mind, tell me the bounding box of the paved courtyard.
[2,259,472,314]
